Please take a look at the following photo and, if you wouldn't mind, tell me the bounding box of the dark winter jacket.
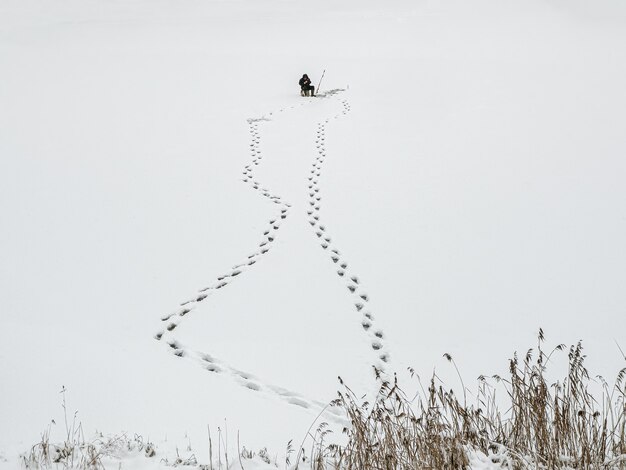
[299,76,312,89]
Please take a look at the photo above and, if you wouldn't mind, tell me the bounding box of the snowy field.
[1,0,626,467]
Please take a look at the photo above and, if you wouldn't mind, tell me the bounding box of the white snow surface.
[1,0,626,467]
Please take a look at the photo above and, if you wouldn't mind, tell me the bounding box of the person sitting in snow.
[299,74,315,96]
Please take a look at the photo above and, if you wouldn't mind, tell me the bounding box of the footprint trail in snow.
[306,96,391,368]
[154,91,390,418]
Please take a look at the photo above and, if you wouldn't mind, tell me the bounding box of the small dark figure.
[299,74,315,97]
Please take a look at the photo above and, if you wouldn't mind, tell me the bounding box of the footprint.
[371,342,382,351]
[287,397,309,408]
[245,382,261,391]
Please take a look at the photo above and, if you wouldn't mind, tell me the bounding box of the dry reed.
[314,331,626,469]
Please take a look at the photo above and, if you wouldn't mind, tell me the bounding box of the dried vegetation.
[311,331,626,469]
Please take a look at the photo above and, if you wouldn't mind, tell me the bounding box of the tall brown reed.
[318,332,626,469]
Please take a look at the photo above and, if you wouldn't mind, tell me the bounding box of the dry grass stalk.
[314,332,626,469]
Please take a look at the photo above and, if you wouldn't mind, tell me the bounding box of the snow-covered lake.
[1,0,625,467]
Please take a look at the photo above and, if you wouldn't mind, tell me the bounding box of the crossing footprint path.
[306,96,391,369]
[154,90,389,419]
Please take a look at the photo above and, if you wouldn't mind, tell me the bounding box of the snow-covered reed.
[317,331,626,469]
